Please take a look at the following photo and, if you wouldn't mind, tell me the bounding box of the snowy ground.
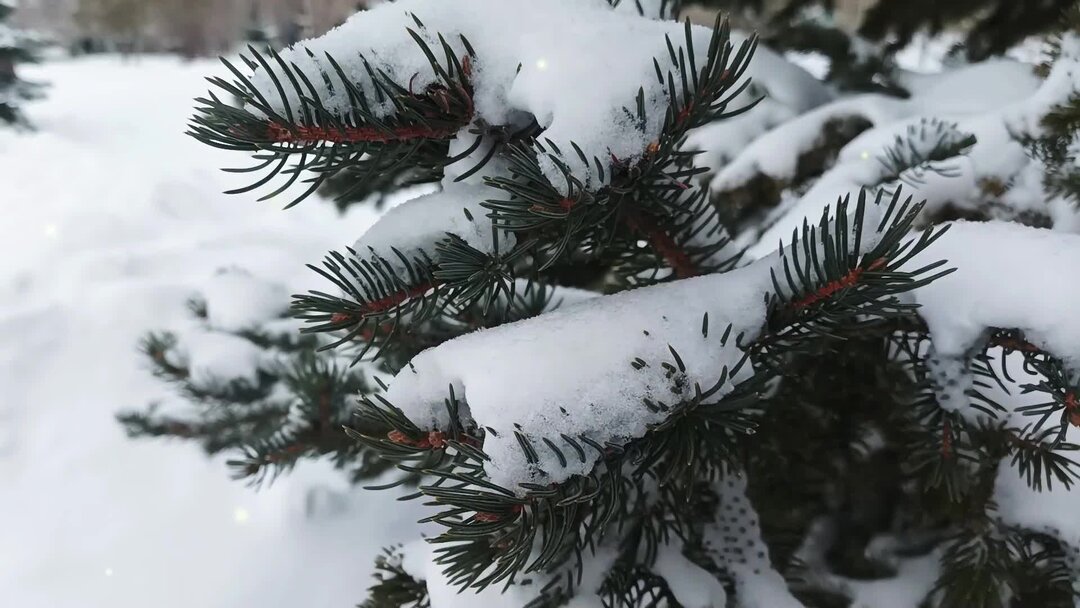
[0,56,426,607]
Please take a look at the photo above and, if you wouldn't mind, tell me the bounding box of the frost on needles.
[161,0,1080,606]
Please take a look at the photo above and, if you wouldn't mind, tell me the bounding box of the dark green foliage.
[858,0,1075,61]
[318,162,442,211]
[598,564,685,608]
[361,548,431,608]
[0,1,45,127]
[876,119,977,189]
[711,115,874,232]
[698,0,1075,61]
[188,32,477,209]
[764,20,906,96]
[1023,92,1080,206]
[118,294,394,486]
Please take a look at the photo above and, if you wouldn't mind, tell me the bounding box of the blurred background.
[14,0,367,56]
[12,0,880,57]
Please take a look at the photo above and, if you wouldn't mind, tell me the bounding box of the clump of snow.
[386,263,771,491]
[842,553,941,608]
[901,59,1041,114]
[180,330,267,388]
[923,353,975,416]
[381,197,889,491]
[653,543,728,607]
[908,221,1080,369]
[995,460,1080,554]
[354,183,512,269]
[703,473,804,608]
[712,59,1039,198]
[254,0,829,190]
[201,267,289,331]
[398,539,618,607]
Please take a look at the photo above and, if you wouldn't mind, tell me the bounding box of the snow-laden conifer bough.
[174,0,1080,605]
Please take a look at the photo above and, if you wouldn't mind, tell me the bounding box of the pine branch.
[360,547,431,608]
[343,188,955,595]
[189,37,476,208]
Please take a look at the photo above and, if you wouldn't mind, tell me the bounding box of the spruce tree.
[127,0,1080,605]
[0,0,43,127]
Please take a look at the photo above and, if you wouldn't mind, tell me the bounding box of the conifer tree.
[0,0,43,127]
[699,0,1076,61]
[127,0,1080,605]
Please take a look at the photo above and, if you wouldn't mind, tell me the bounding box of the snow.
[995,461,1080,552]
[256,0,830,190]
[901,59,1041,113]
[711,59,1039,198]
[182,329,267,387]
[0,56,427,608]
[703,473,803,608]
[684,97,802,174]
[385,263,771,491]
[200,267,289,332]
[4,15,1073,608]
[399,539,618,607]
[354,183,512,269]
[653,544,728,607]
[705,51,1080,259]
[843,553,940,608]
[710,94,907,192]
[908,221,1080,369]
[381,196,890,491]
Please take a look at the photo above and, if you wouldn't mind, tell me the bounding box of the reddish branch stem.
[388,430,448,450]
[988,334,1043,353]
[317,389,333,439]
[941,418,953,459]
[474,505,523,523]
[624,212,699,279]
[792,259,887,309]
[260,443,309,465]
[1066,392,1080,428]
[331,282,437,326]
[528,197,578,215]
[363,282,436,314]
[267,122,461,144]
